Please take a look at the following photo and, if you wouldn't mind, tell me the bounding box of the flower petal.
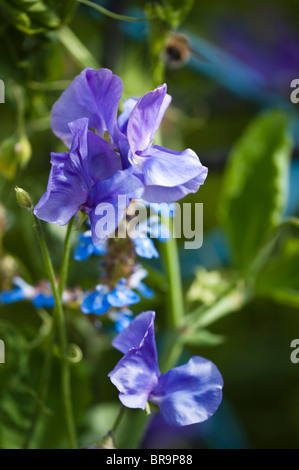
[0,288,27,304]
[33,293,55,309]
[135,281,155,299]
[142,171,208,203]
[108,311,159,409]
[133,237,159,259]
[140,145,207,187]
[34,119,92,225]
[107,286,140,308]
[87,131,122,182]
[150,356,223,426]
[111,310,156,354]
[51,68,123,148]
[127,85,171,154]
[118,97,139,135]
[81,290,110,315]
[74,239,94,261]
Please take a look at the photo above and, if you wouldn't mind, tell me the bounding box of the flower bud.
[15,186,32,209]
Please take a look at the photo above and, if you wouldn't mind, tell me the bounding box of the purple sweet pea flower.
[109,311,223,426]
[118,86,208,203]
[34,118,143,244]
[50,67,208,204]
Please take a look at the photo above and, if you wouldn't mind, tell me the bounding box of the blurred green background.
[1,0,299,449]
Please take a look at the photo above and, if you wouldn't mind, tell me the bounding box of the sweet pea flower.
[118,87,208,203]
[50,67,208,204]
[109,311,223,426]
[34,118,143,245]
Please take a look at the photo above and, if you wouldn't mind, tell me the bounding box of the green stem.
[33,215,77,449]
[160,219,185,328]
[112,405,126,434]
[23,321,55,449]
[59,217,75,297]
[24,219,75,448]
[77,0,153,22]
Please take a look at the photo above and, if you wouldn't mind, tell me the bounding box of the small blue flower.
[0,287,27,304]
[134,281,154,299]
[74,230,107,261]
[107,279,140,308]
[32,292,55,309]
[0,277,34,305]
[109,311,223,426]
[81,285,110,315]
[133,237,159,259]
[109,309,133,334]
[127,267,154,299]
[0,277,55,309]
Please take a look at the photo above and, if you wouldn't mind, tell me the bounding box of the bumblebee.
[163,33,206,68]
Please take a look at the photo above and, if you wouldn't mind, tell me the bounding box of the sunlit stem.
[77,0,154,22]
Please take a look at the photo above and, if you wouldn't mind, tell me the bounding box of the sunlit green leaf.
[219,110,292,271]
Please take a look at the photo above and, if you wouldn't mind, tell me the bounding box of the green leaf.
[180,329,226,347]
[219,110,292,271]
[255,234,299,307]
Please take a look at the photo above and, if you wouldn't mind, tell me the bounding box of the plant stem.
[33,215,77,449]
[160,220,185,328]
[59,217,75,297]
[23,321,55,449]
[77,0,153,22]
[112,405,126,434]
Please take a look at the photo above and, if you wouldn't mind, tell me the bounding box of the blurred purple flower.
[109,311,223,426]
[216,10,299,94]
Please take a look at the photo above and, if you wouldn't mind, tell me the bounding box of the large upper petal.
[51,68,123,148]
[112,310,156,354]
[139,145,207,187]
[127,85,171,154]
[108,311,159,409]
[150,356,223,426]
